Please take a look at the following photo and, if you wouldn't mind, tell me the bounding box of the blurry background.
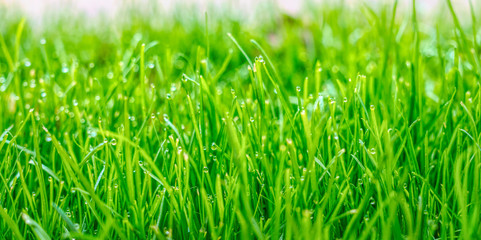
[0,0,476,27]
[0,0,479,99]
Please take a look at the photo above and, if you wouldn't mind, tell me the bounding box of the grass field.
[1,0,481,239]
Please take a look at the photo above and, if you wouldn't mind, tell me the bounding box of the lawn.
[1,0,481,239]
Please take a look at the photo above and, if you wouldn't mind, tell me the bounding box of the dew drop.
[107,72,114,79]
[357,178,363,185]
[211,142,218,151]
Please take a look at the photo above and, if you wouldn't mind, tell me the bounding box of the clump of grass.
[1,0,481,239]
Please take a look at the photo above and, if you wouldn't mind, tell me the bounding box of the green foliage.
[1,1,481,239]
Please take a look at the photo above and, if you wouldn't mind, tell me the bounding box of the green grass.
[1,0,481,239]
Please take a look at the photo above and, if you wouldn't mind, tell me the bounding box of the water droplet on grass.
[211,142,218,151]
[88,129,97,138]
[107,72,114,79]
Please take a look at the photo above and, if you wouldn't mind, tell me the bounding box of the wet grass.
[1,0,481,239]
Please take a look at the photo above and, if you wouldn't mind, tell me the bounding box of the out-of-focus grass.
[1,0,481,239]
